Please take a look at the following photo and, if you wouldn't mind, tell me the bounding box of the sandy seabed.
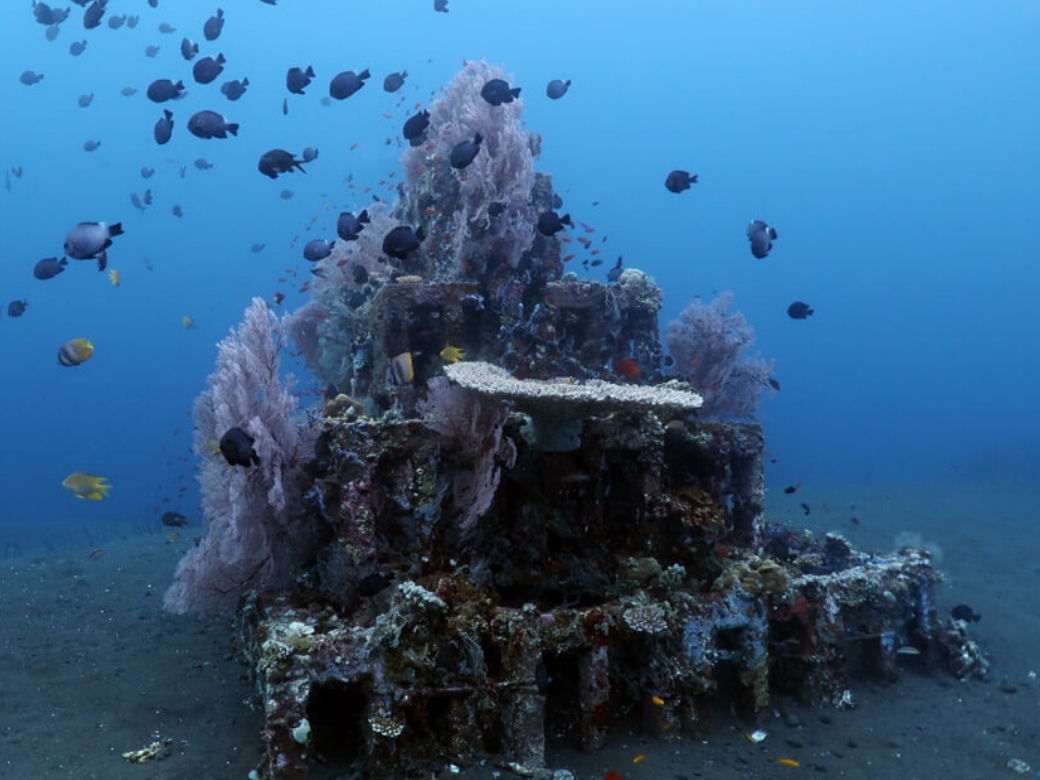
[1,479,1037,780]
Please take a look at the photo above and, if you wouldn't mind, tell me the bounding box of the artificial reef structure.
[176,63,988,780]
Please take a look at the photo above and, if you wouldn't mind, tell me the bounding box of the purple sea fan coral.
[664,291,774,419]
[417,376,516,530]
[164,298,317,615]
[401,60,539,275]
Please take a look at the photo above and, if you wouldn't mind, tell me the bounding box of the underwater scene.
[1,2,1039,779]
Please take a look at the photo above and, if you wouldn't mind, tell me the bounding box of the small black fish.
[153,109,174,144]
[800,502,810,516]
[107,14,126,29]
[303,239,334,262]
[130,192,145,212]
[160,511,190,527]
[402,109,430,146]
[383,70,407,92]
[33,256,68,280]
[787,301,813,319]
[193,53,226,85]
[194,157,213,170]
[77,93,94,108]
[433,0,448,10]
[480,78,520,106]
[146,78,185,103]
[449,133,482,169]
[19,71,44,86]
[536,210,572,236]
[83,0,106,30]
[747,219,778,259]
[158,22,176,33]
[286,65,315,94]
[82,140,101,152]
[34,2,70,25]
[250,243,265,253]
[257,149,304,179]
[606,255,624,282]
[203,8,224,41]
[768,378,781,391]
[180,37,199,61]
[336,209,370,241]
[140,166,155,178]
[7,300,28,317]
[665,170,697,194]
[329,68,370,100]
[219,426,259,467]
[70,40,88,56]
[279,189,294,200]
[382,225,424,260]
[145,45,160,58]
[951,604,981,623]
[352,264,368,285]
[220,77,249,101]
[172,204,183,217]
[64,221,123,271]
[546,78,571,100]
[301,146,319,162]
[187,110,238,139]
[783,484,798,494]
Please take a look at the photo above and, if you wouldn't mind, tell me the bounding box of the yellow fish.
[182,315,197,330]
[165,531,181,544]
[58,338,94,367]
[439,345,465,364]
[62,472,112,500]
[777,758,800,768]
[108,268,121,287]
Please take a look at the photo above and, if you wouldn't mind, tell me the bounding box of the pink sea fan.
[164,297,316,614]
[418,376,516,530]
[401,60,538,271]
[664,291,774,419]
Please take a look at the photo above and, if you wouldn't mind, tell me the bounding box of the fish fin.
[226,123,239,136]
[97,251,108,272]
[510,87,521,98]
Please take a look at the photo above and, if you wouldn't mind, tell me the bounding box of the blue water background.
[1,1,1037,532]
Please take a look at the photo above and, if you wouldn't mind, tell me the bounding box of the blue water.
[2,1,1038,532]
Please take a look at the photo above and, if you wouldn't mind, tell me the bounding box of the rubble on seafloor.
[229,62,987,780]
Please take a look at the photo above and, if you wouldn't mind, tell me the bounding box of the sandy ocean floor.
[1,479,1037,780]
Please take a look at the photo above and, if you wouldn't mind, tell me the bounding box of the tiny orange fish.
[613,358,639,380]
[603,772,622,780]
[777,758,800,767]
[562,253,576,262]
[632,754,647,764]
[651,695,665,706]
